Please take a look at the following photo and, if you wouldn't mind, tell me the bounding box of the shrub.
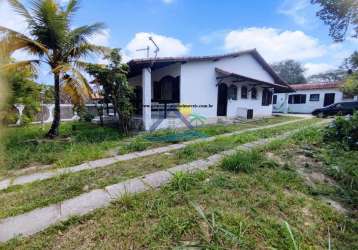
[323,112,358,150]
[126,138,150,152]
[221,150,265,173]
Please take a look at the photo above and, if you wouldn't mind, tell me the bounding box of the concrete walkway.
[0,118,309,191]
[0,121,329,243]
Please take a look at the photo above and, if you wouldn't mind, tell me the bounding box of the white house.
[273,82,358,114]
[127,49,292,130]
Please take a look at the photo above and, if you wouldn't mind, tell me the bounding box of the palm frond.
[8,0,35,25]
[68,23,106,45]
[0,60,39,74]
[0,26,48,56]
[68,43,109,60]
[64,0,80,17]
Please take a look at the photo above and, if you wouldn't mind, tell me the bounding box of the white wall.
[180,54,274,118]
[273,89,358,114]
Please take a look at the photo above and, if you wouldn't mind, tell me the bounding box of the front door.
[217,83,228,116]
[323,93,335,107]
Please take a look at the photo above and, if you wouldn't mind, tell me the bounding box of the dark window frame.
[251,87,257,99]
[262,88,273,106]
[228,84,238,100]
[289,94,306,104]
[273,95,277,104]
[241,86,248,99]
[309,94,320,102]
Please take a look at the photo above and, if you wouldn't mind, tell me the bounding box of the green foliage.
[311,0,358,42]
[221,150,269,173]
[271,60,307,84]
[343,51,358,71]
[126,138,151,152]
[1,0,107,137]
[342,72,358,95]
[323,112,358,150]
[307,69,347,83]
[167,172,205,192]
[86,49,133,134]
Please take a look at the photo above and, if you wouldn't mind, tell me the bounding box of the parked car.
[312,101,358,117]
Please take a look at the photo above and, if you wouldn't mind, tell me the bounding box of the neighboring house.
[273,82,358,114]
[127,49,292,130]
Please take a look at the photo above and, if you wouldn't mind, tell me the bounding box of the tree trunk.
[46,73,61,138]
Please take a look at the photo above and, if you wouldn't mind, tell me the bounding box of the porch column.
[142,67,152,130]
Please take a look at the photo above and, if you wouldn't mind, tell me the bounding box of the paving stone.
[65,163,91,173]
[88,157,118,169]
[60,189,111,219]
[206,154,223,165]
[114,153,138,161]
[0,179,10,191]
[220,149,237,156]
[105,178,148,199]
[12,172,56,186]
[141,171,172,188]
[187,160,210,171]
[0,204,61,242]
[167,163,193,174]
[167,144,186,150]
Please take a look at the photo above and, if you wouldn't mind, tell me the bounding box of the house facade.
[127,49,292,130]
[273,82,358,114]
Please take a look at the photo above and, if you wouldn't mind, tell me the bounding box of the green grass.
[3,153,356,249]
[0,118,321,219]
[0,116,298,177]
[1,122,357,249]
[221,150,277,173]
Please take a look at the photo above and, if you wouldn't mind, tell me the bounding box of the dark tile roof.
[215,68,293,93]
[127,49,288,88]
[291,82,343,90]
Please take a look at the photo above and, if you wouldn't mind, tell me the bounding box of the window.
[273,95,277,104]
[241,86,248,99]
[251,87,257,99]
[309,94,320,102]
[262,89,273,106]
[288,94,306,104]
[343,93,354,100]
[228,85,238,100]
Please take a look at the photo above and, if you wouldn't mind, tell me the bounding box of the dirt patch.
[265,152,285,165]
[320,197,349,214]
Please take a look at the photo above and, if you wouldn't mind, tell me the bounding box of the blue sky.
[0,0,357,84]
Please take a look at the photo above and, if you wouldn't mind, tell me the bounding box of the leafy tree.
[0,58,42,124]
[311,0,358,42]
[271,60,307,84]
[342,72,358,95]
[0,0,107,138]
[307,69,347,83]
[342,52,358,95]
[86,49,134,134]
[342,51,358,71]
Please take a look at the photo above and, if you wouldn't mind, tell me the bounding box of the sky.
[0,0,357,84]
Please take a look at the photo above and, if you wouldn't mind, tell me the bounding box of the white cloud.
[90,29,111,46]
[304,63,336,76]
[124,32,190,60]
[224,27,326,62]
[278,0,310,25]
[0,0,28,34]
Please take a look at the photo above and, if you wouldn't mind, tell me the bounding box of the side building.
[273,82,358,114]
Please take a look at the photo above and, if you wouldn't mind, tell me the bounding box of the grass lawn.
[0,118,321,221]
[0,115,297,177]
[2,125,357,249]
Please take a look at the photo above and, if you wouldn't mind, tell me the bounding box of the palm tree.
[0,0,108,138]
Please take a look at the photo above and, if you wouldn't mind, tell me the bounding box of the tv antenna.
[136,45,150,58]
[135,36,160,59]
